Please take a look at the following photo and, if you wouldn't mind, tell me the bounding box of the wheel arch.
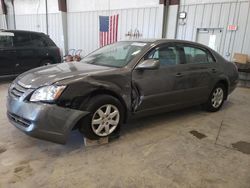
[88,89,128,121]
[71,88,129,131]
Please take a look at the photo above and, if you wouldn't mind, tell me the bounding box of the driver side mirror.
[135,59,160,70]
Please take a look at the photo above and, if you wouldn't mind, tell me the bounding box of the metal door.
[132,44,189,112]
[196,28,223,52]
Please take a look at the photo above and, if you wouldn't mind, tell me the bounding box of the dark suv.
[0,30,61,77]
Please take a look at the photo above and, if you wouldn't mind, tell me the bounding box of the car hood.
[16,62,116,88]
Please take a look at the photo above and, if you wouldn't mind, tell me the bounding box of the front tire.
[79,95,124,140]
[204,83,226,112]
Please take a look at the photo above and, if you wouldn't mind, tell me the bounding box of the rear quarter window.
[30,34,48,47]
[44,36,57,47]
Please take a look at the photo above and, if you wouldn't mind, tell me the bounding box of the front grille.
[10,82,29,99]
[8,112,31,128]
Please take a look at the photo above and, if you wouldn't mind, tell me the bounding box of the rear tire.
[204,83,226,112]
[79,95,124,140]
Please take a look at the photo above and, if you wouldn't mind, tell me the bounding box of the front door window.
[145,46,180,67]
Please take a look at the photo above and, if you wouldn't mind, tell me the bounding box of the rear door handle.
[176,73,183,77]
[211,68,217,73]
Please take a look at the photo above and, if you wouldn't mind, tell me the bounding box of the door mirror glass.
[136,59,160,70]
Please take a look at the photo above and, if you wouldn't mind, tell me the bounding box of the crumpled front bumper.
[7,95,89,144]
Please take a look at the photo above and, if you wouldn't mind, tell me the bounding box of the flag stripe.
[113,15,116,43]
[113,15,115,43]
[115,15,119,41]
[110,15,113,44]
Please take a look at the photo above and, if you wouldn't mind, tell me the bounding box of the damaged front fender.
[58,69,133,113]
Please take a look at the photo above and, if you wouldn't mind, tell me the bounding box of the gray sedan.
[7,39,238,143]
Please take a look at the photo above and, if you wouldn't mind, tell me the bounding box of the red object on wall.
[228,25,238,31]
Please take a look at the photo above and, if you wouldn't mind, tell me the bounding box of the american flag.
[99,15,119,47]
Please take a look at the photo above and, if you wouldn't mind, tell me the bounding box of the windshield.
[81,41,149,68]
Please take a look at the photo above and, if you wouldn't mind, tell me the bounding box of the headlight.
[30,85,66,102]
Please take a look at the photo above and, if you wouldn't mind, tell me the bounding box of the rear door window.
[14,33,32,47]
[182,46,215,64]
[30,34,48,47]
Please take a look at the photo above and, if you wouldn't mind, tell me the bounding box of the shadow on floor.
[121,100,234,136]
[23,109,198,153]
[0,76,16,84]
[10,100,235,156]
[121,105,202,135]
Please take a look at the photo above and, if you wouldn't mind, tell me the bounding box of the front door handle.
[176,73,183,77]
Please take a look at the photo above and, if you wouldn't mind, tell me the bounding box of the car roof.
[121,38,157,43]
[154,39,207,46]
[121,38,211,49]
[1,30,45,35]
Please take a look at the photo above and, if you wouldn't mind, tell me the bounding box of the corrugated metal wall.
[15,13,63,50]
[177,0,250,60]
[67,6,162,56]
[13,6,162,56]
[0,14,7,29]
[15,14,47,33]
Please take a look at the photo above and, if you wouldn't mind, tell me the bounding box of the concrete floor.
[0,81,250,188]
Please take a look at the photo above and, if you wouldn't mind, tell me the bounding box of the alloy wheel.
[91,104,120,137]
[211,87,224,108]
